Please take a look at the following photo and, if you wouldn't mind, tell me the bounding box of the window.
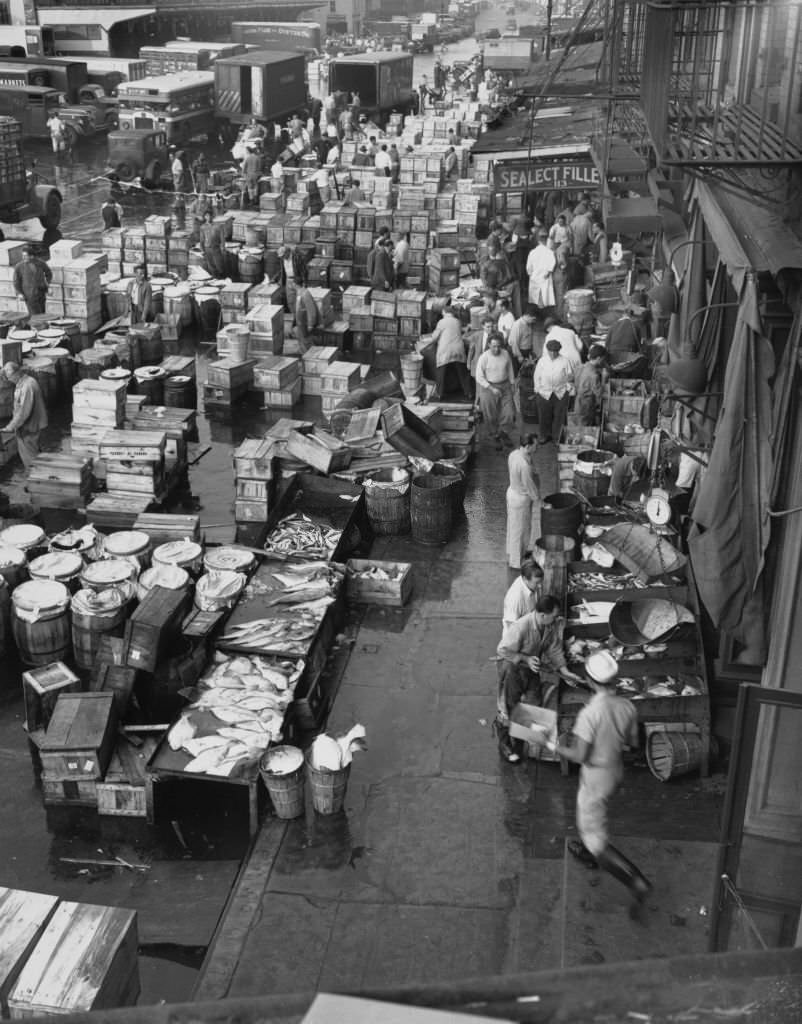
[0,3,10,26]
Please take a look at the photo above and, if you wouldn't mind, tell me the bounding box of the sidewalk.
[195,437,724,1001]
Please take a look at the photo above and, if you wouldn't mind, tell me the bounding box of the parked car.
[106,128,169,188]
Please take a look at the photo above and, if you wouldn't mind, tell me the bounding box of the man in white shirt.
[475,333,516,449]
[374,144,392,176]
[393,231,410,287]
[544,317,584,374]
[533,338,574,444]
[502,560,543,631]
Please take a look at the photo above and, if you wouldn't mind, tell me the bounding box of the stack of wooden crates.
[47,244,107,334]
[232,437,278,522]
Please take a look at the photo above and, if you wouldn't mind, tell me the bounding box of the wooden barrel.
[129,325,164,366]
[75,345,117,380]
[227,327,250,362]
[238,247,265,284]
[540,492,583,542]
[260,747,305,819]
[224,243,241,278]
[573,449,616,499]
[136,564,190,602]
[410,472,453,545]
[194,287,221,336]
[104,283,131,321]
[103,530,152,570]
[245,224,266,246]
[429,461,465,513]
[24,357,58,405]
[0,377,14,420]
[163,286,193,327]
[134,365,167,405]
[100,367,132,390]
[28,551,84,593]
[0,576,9,657]
[36,347,73,395]
[152,540,204,577]
[80,558,138,592]
[50,319,81,354]
[0,524,45,559]
[11,580,71,667]
[646,731,703,782]
[165,374,196,409]
[565,288,595,318]
[364,469,411,535]
[0,545,27,589]
[399,353,423,395]
[203,546,256,575]
[70,586,128,671]
[534,535,576,601]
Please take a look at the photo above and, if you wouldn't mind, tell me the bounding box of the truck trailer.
[328,52,414,118]
[230,22,322,54]
[214,50,308,128]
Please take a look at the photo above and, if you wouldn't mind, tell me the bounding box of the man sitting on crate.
[494,595,584,763]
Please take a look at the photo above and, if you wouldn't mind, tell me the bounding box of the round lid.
[242,247,264,256]
[163,284,190,297]
[167,375,192,385]
[37,347,69,359]
[82,558,136,584]
[0,524,45,549]
[0,545,26,568]
[104,530,150,556]
[134,366,167,380]
[36,329,65,342]
[140,564,189,590]
[154,540,202,564]
[50,528,95,552]
[8,328,36,341]
[12,579,70,609]
[72,587,126,614]
[101,368,131,381]
[150,276,175,287]
[195,287,220,298]
[51,319,78,330]
[204,546,255,572]
[28,339,52,351]
[225,242,241,252]
[585,650,619,684]
[28,552,83,578]
[25,357,55,370]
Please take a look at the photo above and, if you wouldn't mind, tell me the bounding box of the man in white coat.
[526,229,556,310]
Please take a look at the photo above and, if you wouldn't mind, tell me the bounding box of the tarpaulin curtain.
[679,205,708,358]
[688,275,774,643]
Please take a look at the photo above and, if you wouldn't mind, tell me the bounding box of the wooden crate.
[7,902,139,1017]
[345,560,413,607]
[234,497,271,522]
[22,662,81,734]
[0,889,60,1018]
[219,282,252,309]
[132,512,201,545]
[99,430,166,464]
[206,358,257,390]
[202,381,250,406]
[122,586,191,674]
[252,356,301,391]
[39,693,118,781]
[96,736,158,818]
[396,290,427,318]
[41,778,98,807]
[286,429,353,474]
[320,361,360,394]
[371,294,396,318]
[233,438,277,478]
[302,345,339,376]
[89,663,138,717]
[342,285,371,311]
[261,377,302,408]
[245,303,283,337]
[84,494,152,531]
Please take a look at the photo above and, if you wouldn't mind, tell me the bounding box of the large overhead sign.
[494,158,600,192]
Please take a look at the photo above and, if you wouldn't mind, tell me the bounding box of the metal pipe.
[685,300,740,336]
[667,237,718,271]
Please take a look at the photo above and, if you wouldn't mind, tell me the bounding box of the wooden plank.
[0,889,60,1017]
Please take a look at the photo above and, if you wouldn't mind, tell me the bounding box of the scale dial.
[645,487,672,527]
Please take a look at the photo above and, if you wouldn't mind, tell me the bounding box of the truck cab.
[75,84,119,128]
[107,128,169,189]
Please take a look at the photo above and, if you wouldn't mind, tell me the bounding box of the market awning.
[694,180,802,293]
[37,8,156,31]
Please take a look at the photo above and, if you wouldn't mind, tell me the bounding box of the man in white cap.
[544,650,652,915]
[2,362,48,469]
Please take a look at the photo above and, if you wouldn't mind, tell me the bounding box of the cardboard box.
[509,703,557,746]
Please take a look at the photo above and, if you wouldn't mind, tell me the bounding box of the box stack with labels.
[244,302,284,356]
[28,453,93,509]
[100,429,167,502]
[47,248,107,333]
[122,226,145,276]
[455,182,482,259]
[219,282,253,325]
[70,377,127,459]
[371,290,398,354]
[166,230,191,277]
[143,215,170,276]
[100,229,125,276]
[427,247,460,296]
[232,437,278,522]
[0,240,26,314]
[396,290,426,344]
[301,345,339,396]
[130,407,195,473]
[320,360,361,421]
[38,692,118,808]
[203,357,257,412]
[252,355,302,408]
[343,285,373,364]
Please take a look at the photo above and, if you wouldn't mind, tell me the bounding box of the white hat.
[585,650,619,685]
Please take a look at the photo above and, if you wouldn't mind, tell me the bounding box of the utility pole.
[546,0,553,61]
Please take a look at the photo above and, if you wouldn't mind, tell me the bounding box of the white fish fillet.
[211,706,260,724]
[183,735,230,757]
[184,744,235,773]
[168,716,196,750]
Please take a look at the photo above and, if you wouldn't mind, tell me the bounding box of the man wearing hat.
[574,344,608,425]
[544,651,652,913]
[1,361,48,470]
[533,338,574,444]
[507,305,542,369]
[606,305,645,366]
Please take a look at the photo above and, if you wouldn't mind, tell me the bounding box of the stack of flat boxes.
[427,247,461,296]
[371,290,398,353]
[396,290,427,347]
[100,228,125,275]
[301,345,338,397]
[343,285,373,364]
[232,438,278,522]
[320,360,361,421]
[166,230,190,277]
[47,244,107,334]
[244,303,284,357]
[215,281,281,357]
[122,226,145,276]
[220,282,253,325]
[143,215,171,276]
[455,180,481,258]
[0,240,26,314]
[252,354,302,408]
[100,429,167,501]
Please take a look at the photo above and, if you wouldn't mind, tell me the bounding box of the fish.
[183,735,230,757]
[168,716,196,750]
[184,744,237,773]
[211,706,261,724]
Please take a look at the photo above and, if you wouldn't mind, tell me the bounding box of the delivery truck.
[214,51,308,131]
[0,116,62,233]
[62,57,148,95]
[328,52,415,119]
[140,43,246,75]
[482,37,536,74]
[230,22,322,54]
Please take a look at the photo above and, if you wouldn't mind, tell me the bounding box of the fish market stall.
[145,654,304,837]
[557,505,711,778]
